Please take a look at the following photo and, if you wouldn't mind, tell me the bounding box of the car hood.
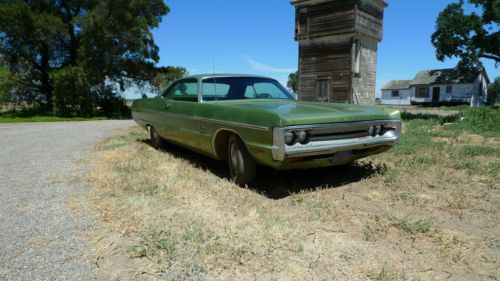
[218,100,400,126]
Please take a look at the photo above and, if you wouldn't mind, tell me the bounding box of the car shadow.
[140,139,385,200]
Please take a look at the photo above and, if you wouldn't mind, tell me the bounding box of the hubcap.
[151,127,158,144]
[230,142,239,177]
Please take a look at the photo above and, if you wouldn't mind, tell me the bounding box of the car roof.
[184,74,272,80]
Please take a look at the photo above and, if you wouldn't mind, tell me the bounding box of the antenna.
[212,60,217,101]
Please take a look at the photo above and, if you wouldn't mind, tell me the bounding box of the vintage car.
[132,74,401,185]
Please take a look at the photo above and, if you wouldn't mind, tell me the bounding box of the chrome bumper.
[272,120,402,161]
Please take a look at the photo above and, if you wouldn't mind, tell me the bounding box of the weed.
[368,265,407,281]
[397,218,431,234]
[132,229,177,261]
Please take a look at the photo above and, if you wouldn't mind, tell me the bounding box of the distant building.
[381,67,490,106]
[291,0,387,105]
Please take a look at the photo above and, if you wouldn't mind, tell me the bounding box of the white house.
[380,80,412,105]
[381,67,490,106]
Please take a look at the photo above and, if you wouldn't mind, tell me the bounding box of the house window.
[391,90,399,97]
[416,87,429,98]
[446,85,453,93]
[315,79,331,102]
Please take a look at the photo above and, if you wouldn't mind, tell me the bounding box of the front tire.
[228,134,256,186]
[149,125,164,150]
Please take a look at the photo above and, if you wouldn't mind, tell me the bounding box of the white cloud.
[245,56,296,74]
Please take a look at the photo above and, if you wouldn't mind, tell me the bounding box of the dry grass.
[87,111,499,280]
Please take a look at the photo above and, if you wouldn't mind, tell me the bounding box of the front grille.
[310,129,370,141]
[307,123,374,142]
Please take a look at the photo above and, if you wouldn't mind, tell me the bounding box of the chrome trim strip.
[284,119,401,131]
[137,110,269,132]
[285,137,398,158]
[195,116,269,131]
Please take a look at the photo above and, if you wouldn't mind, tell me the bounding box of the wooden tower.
[291,0,387,104]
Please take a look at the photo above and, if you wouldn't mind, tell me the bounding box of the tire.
[149,125,164,150]
[228,134,256,186]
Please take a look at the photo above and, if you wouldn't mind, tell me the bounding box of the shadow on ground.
[140,139,385,200]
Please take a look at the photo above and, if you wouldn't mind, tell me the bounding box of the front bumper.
[272,120,401,161]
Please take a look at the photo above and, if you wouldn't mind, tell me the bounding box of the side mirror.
[141,94,148,99]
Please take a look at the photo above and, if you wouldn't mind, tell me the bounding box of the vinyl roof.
[184,74,271,80]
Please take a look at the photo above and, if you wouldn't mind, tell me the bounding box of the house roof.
[410,68,481,85]
[381,80,411,90]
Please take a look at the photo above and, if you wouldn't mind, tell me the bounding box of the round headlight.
[375,125,382,136]
[369,125,375,136]
[296,130,309,144]
[284,131,297,146]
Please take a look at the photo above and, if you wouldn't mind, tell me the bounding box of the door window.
[164,80,198,102]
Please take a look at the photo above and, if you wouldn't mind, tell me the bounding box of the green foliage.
[0,65,16,105]
[51,66,94,117]
[393,119,435,155]
[450,106,500,137]
[488,77,500,104]
[287,71,298,93]
[402,107,500,138]
[0,0,169,115]
[459,146,499,157]
[397,219,432,234]
[150,66,188,95]
[431,0,499,70]
[133,229,177,259]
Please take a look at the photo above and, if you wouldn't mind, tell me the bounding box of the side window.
[202,82,230,98]
[254,83,289,99]
[164,80,198,102]
[244,86,256,99]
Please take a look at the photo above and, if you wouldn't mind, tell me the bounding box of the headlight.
[296,130,310,144]
[284,131,297,146]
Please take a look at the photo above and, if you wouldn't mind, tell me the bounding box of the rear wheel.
[149,125,164,150]
[228,134,256,185]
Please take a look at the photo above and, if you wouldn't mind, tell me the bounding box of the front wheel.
[228,134,256,186]
[149,125,165,150]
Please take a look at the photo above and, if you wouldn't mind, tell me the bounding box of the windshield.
[202,77,294,101]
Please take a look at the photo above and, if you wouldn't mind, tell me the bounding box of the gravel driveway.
[0,120,134,281]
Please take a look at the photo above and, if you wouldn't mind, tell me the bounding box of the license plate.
[334,151,352,162]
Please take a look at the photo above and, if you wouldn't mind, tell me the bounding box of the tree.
[0,64,16,106]
[487,77,500,105]
[287,71,298,93]
[0,0,169,114]
[432,0,499,71]
[150,66,188,95]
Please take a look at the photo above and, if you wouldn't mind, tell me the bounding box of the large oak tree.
[432,0,499,71]
[0,0,169,111]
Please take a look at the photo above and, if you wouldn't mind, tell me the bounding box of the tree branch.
[479,53,500,62]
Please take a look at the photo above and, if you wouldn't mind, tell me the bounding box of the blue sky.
[150,0,499,98]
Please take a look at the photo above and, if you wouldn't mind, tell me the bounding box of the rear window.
[202,77,293,101]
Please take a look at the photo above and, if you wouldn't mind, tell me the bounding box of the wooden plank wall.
[295,0,356,39]
[295,0,384,40]
[298,43,352,103]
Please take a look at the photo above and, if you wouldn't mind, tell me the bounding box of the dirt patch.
[88,123,499,280]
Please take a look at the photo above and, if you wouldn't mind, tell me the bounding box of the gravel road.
[0,120,135,281]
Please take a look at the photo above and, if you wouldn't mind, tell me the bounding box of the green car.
[132,74,401,185]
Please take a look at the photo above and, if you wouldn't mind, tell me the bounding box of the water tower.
[292,0,387,104]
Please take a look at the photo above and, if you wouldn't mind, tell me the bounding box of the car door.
[162,79,200,149]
